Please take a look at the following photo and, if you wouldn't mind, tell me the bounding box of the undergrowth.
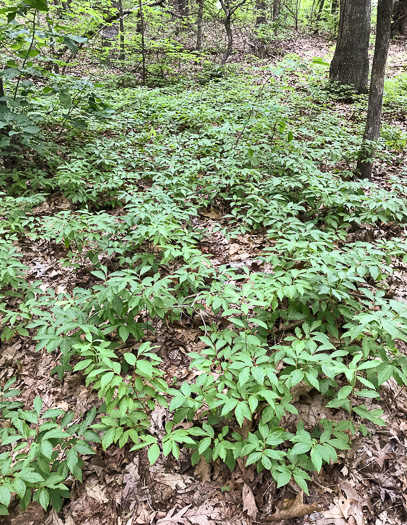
[1,60,407,515]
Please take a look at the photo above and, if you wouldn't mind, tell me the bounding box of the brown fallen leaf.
[264,491,322,521]
[242,483,258,519]
[156,504,191,524]
[85,482,109,503]
[194,457,211,482]
[199,207,222,219]
[155,473,194,490]
[185,503,221,524]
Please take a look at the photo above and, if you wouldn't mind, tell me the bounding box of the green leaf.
[198,437,212,455]
[276,469,291,488]
[293,468,310,494]
[124,353,136,366]
[148,443,160,465]
[67,449,79,474]
[221,398,239,416]
[40,441,53,459]
[337,385,353,399]
[311,447,322,473]
[102,428,115,450]
[100,371,115,389]
[291,442,311,455]
[119,325,129,342]
[37,488,50,510]
[0,486,11,507]
[235,402,251,426]
[74,359,93,372]
[25,0,48,11]
[59,90,72,109]
[355,389,380,399]
[43,428,69,440]
[136,360,153,379]
[251,366,264,385]
[33,396,43,415]
[18,471,44,484]
[13,478,26,499]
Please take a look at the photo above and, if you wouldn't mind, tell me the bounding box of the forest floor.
[2,33,407,525]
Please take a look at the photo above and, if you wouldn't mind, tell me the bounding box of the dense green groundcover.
[2,61,407,515]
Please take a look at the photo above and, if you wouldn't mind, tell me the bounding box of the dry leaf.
[265,491,321,521]
[199,207,222,219]
[322,498,350,520]
[194,457,211,482]
[86,482,109,503]
[156,504,191,524]
[242,483,258,519]
[44,510,65,525]
[185,503,221,524]
[155,473,193,490]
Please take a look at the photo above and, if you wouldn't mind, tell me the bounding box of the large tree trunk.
[196,0,204,50]
[357,0,394,179]
[329,0,371,93]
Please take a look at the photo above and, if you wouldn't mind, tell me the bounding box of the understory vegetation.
[2,58,407,516]
[1,0,407,521]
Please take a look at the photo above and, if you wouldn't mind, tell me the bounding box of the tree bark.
[329,0,371,94]
[357,0,394,179]
[392,0,407,34]
[139,0,147,85]
[221,13,233,65]
[219,0,246,65]
[256,0,266,25]
[196,0,204,50]
[118,0,125,61]
[177,0,189,18]
[273,0,281,18]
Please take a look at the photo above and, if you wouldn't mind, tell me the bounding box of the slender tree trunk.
[221,14,233,65]
[256,0,266,25]
[316,0,325,20]
[329,0,371,94]
[273,0,281,18]
[357,0,394,179]
[118,0,125,61]
[313,0,325,32]
[294,0,300,30]
[139,0,146,84]
[331,0,338,13]
[196,0,204,50]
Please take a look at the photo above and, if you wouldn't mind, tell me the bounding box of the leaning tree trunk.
[357,0,394,179]
[329,0,371,93]
[196,0,204,49]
